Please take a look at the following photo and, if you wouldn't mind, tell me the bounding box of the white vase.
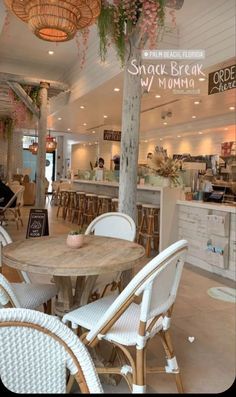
[162,177,170,187]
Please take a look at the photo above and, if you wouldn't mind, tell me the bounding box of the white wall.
[139,129,236,161]
[71,144,98,172]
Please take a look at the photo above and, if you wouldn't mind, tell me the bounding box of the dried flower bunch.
[147,146,180,184]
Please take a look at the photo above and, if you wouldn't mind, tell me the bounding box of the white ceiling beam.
[7,81,40,119]
[0,72,69,92]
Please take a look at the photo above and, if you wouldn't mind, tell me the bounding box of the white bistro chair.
[0,308,103,394]
[63,240,188,393]
[84,212,136,299]
[0,226,57,313]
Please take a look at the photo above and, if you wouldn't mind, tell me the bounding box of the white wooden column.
[35,82,49,208]
[119,35,142,222]
[6,129,13,183]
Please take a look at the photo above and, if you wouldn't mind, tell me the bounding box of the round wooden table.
[3,234,145,316]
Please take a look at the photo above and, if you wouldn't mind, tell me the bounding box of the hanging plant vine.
[96,0,170,66]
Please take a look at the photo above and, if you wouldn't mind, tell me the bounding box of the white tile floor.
[3,204,236,394]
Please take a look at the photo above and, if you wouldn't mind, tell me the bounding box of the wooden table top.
[3,235,146,276]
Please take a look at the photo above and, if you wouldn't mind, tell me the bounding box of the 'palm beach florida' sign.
[208,64,236,95]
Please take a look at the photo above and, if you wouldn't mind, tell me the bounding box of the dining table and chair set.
[0,208,188,394]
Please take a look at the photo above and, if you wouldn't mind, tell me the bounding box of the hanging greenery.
[97,0,170,66]
[0,117,14,140]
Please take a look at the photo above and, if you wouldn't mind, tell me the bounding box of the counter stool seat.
[111,198,119,212]
[71,192,85,225]
[138,203,160,257]
[84,194,98,226]
[97,195,112,216]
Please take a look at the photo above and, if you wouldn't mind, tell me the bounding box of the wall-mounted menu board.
[103,130,121,142]
[208,64,236,95]
[26,209,49,238]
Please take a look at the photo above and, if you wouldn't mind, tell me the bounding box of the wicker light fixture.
[29,141,38,155]
[46,131,57,152]
[4,0,101,42]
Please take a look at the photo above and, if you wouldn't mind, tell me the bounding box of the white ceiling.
[0,0,235,144]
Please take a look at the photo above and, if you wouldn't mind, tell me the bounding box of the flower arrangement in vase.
[146,146,181,186]
[66,229,84,249]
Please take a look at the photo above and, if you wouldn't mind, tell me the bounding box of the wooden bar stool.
[137,204,160,257]
[56,190,70,219]
[136,202,143,234]
[84,194,98,225]
[111,198,119,212]
[97,195,112,216]
[66,191,77,222]
[71,192,86,225]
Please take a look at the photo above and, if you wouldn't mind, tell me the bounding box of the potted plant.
[146,147,181,187]
[66,229,84,249]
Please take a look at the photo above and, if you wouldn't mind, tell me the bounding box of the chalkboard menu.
[26,209,49,238]
[208,64,236,95]
[104,129,121,142]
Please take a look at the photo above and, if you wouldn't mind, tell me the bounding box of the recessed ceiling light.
[80,105,85,109]
[58,117,62,121]
[67,128,71,131]
[103,115,108,118]
[144,140,148,143]
[160,138,163,141]
[194,100,200,104]
[92,131,96,134]
[163,122,168,125]
[198,131,203,135]
[192,115,196,119]
[229,106,235,110]
[199,77,205,81]
[155,94,161,98]
[177,135,181,138]
[48,50,54,55]
[83,123,87,126]
[114,88,120,92]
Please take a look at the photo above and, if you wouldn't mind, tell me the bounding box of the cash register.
[203,185,236,204]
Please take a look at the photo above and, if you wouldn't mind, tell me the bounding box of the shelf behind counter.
[62,178,184,252]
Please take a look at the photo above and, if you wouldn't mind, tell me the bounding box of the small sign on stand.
[26,209,49,238]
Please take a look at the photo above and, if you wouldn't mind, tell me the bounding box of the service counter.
[67,179,184,252]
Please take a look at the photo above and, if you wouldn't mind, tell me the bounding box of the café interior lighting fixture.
[192,115,196,119]
[155,94,161,98]
[114,88,120,92]
[29,141,38,155]
[199,77,206,81]
[194,100,200,104]
[58,117,62,121]
[4,0,101,42]
[229,106,235,110]
[48,50,54,55]
[46,130,57,152]
[80,105,85,109]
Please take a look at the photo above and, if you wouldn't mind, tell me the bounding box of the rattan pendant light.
[4,0,101,42]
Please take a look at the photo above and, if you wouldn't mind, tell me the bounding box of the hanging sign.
[103,130,121,142]
[208,64,236,95]
[26,209,49,238]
